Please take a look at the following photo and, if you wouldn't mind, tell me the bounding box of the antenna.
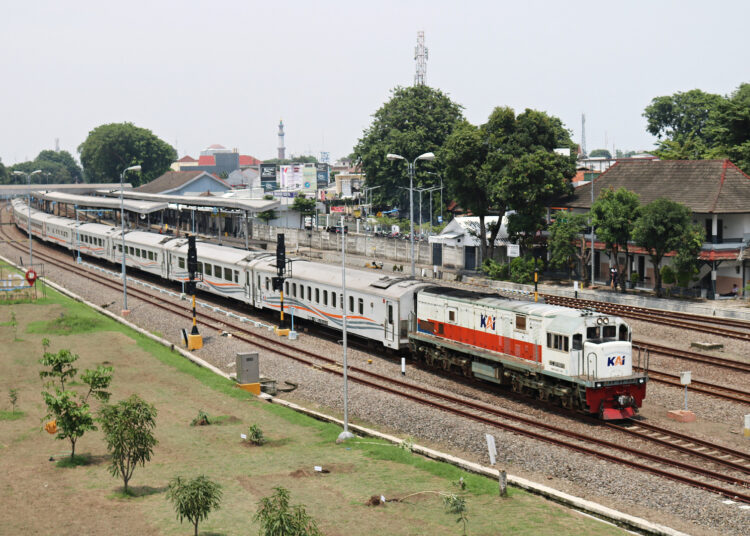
[580,114,586,157]
[414,31,428,86]
[55,138,60,152]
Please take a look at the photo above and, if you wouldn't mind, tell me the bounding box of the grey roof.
[562,159,750,213]
[34,191,167,214]
[98,189,280,213]
[135,171,230,194]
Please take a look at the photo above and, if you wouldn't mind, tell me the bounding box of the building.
[429,215,510,271]
[136,171,232,196]
[558,159,750,296]
[171,155,199,171]
[171,145,261,177]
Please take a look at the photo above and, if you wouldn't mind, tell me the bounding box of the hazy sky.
[2,0,748,166]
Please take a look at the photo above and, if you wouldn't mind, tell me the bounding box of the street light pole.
[120,165,142,314]
[387,152,435,277]
[337,216,354,442]
[13,169,42,267]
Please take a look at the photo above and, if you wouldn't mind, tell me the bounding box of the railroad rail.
[543,294,750,343]
[638,368,750,406]
[3,211,750,504]
[636,341,750,374]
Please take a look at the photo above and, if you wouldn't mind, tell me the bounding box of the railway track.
[543,294,750,343]
[3,228,750,505]
[639,368,750,406]
[636,341,750,374]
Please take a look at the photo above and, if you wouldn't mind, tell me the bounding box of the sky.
[2,0,748,166]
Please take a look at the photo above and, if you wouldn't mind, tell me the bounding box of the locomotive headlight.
[595,382,602,388]
[603,317,609,324]
[596,318,603,325]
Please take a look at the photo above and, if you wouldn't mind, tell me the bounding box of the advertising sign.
[315,163,329,188]
[302,165,316,190]
[260,164,277,191]
[330,206,346,213]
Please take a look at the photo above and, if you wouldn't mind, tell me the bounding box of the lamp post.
[120,165,142,314]
[414,186,440,237]
[13,169,42,267]
[386,152,435,276]
[425,172,444,225]
[337,216,354,442]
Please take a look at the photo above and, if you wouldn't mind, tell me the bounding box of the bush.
[190,409,210,426]
[248,424,265,445]
[660,265,676,286]
[509,256,543,284]
[481,259,509,280]
[630,272,639,285]
[254,486,321,536]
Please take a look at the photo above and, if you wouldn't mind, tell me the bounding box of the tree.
[256,210,278,225]
[588,149,612,158]
[0,157,10,184]
[632,199,699,296]
[353,85,464,210]
[590,187,641,291]
[78,122,176,186]
[263,155,318,165]
[99,394,158,494]
[291,196,317,229]
[442,106,575,260]
[254,486,322,536]
[673,225,705,287]
[40,347,113,458]
[548,212,590,278]
[166,475,222,536]
[36,150,83,183]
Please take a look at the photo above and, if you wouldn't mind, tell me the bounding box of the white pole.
[409,161,415,277]
[338,217,354,442]
[120,171,128,312]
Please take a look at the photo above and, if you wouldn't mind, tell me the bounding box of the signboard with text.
[260,164,277,191]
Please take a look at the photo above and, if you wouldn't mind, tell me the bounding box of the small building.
[136,171,232,196]
[429,215,510,271]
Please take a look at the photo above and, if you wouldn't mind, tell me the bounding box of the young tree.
[77,122,177,185]
[256,210,278,225]
[166,475,222,536]
[254,486,322,536]
[632,199,698,296]
[8,388,19,412]
[590,187,641,291]
[99,394,158,494]
[291,196,317,229]
[547,213,590,278]
[40,347,113,458]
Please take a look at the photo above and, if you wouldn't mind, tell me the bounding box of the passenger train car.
[12,198,647,418]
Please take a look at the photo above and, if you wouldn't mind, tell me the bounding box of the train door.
[384,301,395,342]
[244,271,251,301]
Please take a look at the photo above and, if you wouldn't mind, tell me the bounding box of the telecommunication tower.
[55,138,60,152]
[581,114,587,157]
[277,119,286,160]
[414,31,428,86]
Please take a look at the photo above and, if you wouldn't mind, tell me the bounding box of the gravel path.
[2,228,748,536]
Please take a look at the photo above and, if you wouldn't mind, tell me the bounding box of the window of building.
[515,315,526,330]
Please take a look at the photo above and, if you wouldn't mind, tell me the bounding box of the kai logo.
[607,355,627,367]
[480,314,496,331]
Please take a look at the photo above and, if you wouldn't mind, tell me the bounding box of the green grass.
[55,454,91,468]
[27,312,102,335]
[0,410,25,421]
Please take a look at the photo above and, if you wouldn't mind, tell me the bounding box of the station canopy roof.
[96,189,280,213]
[35,191,167,214]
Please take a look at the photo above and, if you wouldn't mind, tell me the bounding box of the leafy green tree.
[713,83,750,172]
[78,122,176,186]
[166,475,222,536]
[673,225,704,287]
[442,107,575,260]
[256,210,278,225]
[0,157,10,184]
[588,149,612,158]
[291,196,317,228]
[590,187,641,291]
[99,394,158,494]
[36,150,83,182]
[254,486,322,536]
[632,199,699,296]
[548,212,590,278]
[353,85,463,210]
[40,347,113,458]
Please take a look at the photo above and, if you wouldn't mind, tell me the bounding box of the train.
[11,198,648,419]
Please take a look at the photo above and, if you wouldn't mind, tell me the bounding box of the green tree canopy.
[441,106,575,260]
[78,122,176,186]
[166,475,222,536]
[588,149,612,158]
[291,196,317,229]
[99,394,158,494]
[547,212,590,277]
[591,187,641,290]
[254,486,322,536]
[263,155,318,165]
[0,158,8,184]
[632,198,702,295]
[353,85,464,211]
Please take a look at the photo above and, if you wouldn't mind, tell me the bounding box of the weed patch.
[28,312,102,335]
[0,410,25,421]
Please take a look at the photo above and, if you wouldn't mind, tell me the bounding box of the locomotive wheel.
[511,377,522,393]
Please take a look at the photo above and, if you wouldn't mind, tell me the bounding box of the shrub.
[660,265,676,286]
[481,259,509,280]
[509,256,542,284]
[254,486,321,536]
[248,424,265,445]
[191,409,210,426]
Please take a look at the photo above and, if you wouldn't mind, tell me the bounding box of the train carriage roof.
[167,239,270,266]
[116,231,177,247]
[76,222,120,237]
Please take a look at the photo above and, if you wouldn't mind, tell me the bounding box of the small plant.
[399,436,415,453]
[8,388,18,413]
[453,476,466,491]
[660,265,676,286]
[630,271,639,285]
[248,424,265,445]
[254,486,321,536]
[191,409,210,426]
[166,475,222,536]
[10,311,18,340]
[443,493,469,536]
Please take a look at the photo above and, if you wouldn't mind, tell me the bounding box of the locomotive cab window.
[546,333,569,351]
[515,315,526,331]
[572,334,583,350]
[603,325,616,339]
[447,308,457,323]
[586,326,599,340]
[619,324,629,341]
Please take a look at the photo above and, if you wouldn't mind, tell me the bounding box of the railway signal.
[185,235,202,350]
[274,234,289,334]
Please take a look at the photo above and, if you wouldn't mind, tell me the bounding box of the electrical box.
[680,371,692,385]
[237,352,259,384]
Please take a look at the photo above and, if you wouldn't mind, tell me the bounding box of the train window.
[358,298,363,314]
[129,247,134,255]
[515,315,526,330]
[148,251,153,260]
[448,309,456,323]
[572,334,582,350]
[234,271,238,283]
[323,290,328,306]
[340,295,344,309]
[292,283,297,297]
[224,267,232,281]
[619,325,629,341]
[603,325,616,339]
[136,248,141,257]
[315,288,320,303]
[178,257,185,269]
[307,286,311,301]
[587,326,599,339]
[117,245,122,252]
[331,292,336,307]
[265,277,270,290]
[387,304,393,324]
[205,264,212,276]
[257,274,260,287]
[349,296,354,312]
[285,281,289,295]
[215,265,221,277]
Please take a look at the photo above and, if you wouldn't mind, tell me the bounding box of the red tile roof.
[239,155,261,166]
[177,155,197,163]
[198,155,216,166]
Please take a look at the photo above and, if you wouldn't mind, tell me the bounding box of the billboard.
[260,164,277,191]
[315,163,329,188]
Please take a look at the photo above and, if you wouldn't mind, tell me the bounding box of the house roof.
[177,155,197,163]
[135,171,230,195]
[198,155,216,166]
[562,159,750,213]
[239,155,261,166]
